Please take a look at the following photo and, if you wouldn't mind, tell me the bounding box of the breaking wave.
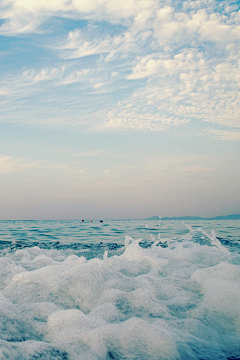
[0,223,240,359]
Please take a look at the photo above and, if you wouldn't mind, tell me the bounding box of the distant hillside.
[209,214,240,220]
[145,215,161,220]
[145,214,240,220]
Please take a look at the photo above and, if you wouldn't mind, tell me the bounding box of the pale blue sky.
[0,0,239,219]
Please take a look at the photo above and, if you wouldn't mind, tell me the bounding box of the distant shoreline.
[145,214,240,221]
[0,215,239,221]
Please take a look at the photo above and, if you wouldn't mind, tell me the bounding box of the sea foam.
[0,225,240,359]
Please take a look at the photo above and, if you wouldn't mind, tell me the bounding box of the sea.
[0,219,239,360]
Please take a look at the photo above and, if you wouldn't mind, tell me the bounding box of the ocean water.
[0,219,239,360]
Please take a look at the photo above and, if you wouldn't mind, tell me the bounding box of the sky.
[0,0,239,220]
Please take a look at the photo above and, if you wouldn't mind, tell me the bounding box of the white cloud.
[151,7,240,46]
[199,13,240,42]
[127,55,162,79]
[205,128,240,141]
[111,71,118,78]
[1,0,240,50]
[58,28,138,60]
[0,66,64,96]
[0,0,240,136]
[126,47,240,129]
[0,65,92,98]
[0,0,155,35]
[93,82,104,89]
[59,69,90,85]
[101,103,189,132]
[22,66,65,84]
[0,154,37,173]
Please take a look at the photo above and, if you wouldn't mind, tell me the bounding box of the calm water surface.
[0,219,239,245]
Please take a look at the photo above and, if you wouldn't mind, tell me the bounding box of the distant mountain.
[145,215,161,220]
[209,214,240,220]
[161,216,205,220]
[145,214,240,220]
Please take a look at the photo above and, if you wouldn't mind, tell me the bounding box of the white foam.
[47,309,105,342]
[0,227,239,359]
[0,257,26,290]
[191,261,240,284]
[124,235,133,248]
[121,239,169,270]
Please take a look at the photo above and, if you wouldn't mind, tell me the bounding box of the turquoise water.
[0,220,239,359]
[0,219,239,245]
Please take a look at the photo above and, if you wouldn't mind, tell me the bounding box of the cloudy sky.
[0,0,239,220]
